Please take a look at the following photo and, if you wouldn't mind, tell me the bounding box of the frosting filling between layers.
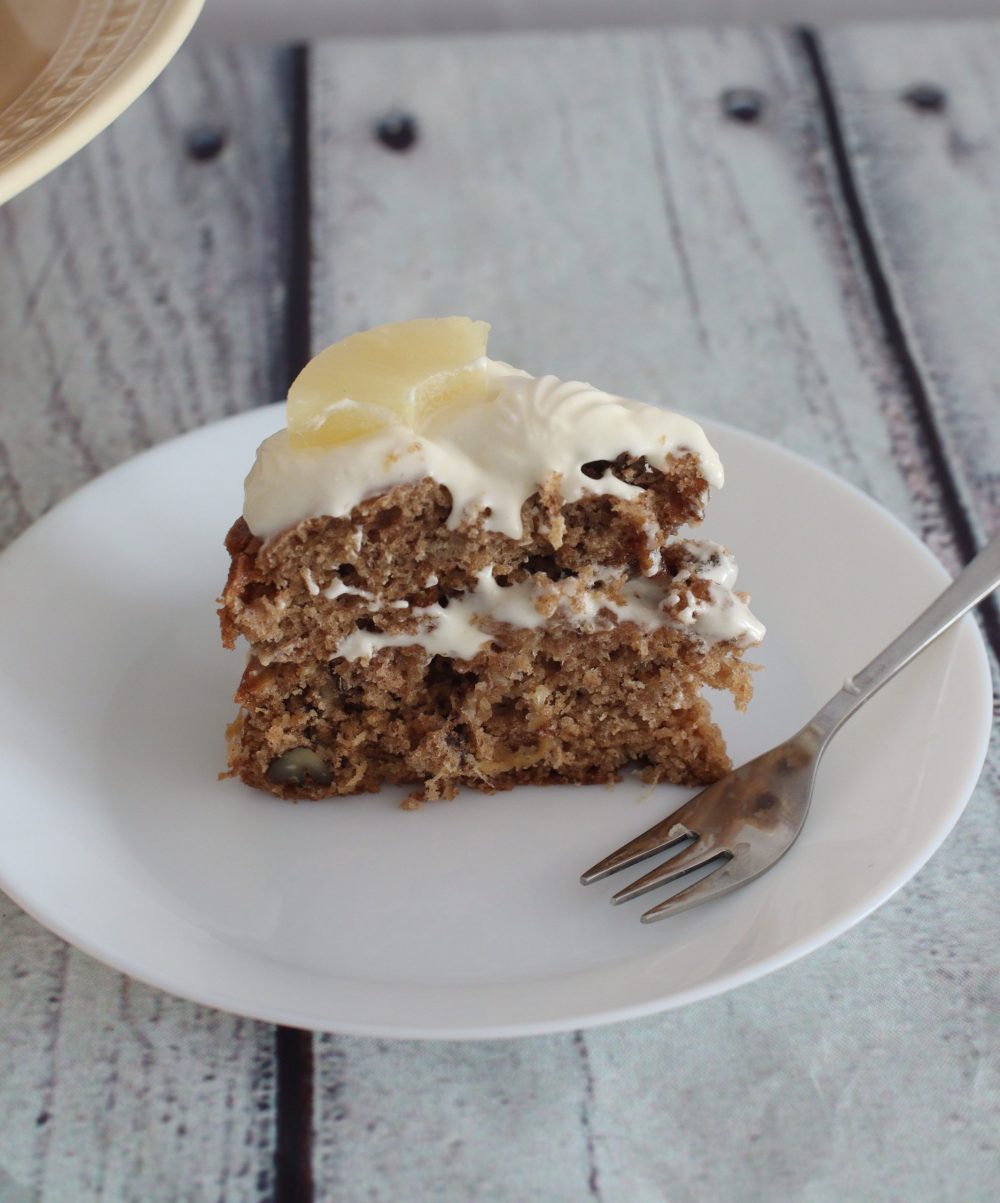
[319,545,763,665]
[243,362,724,541]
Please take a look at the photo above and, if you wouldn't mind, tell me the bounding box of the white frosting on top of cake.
[331,556,764,665]
[243,360,724,540]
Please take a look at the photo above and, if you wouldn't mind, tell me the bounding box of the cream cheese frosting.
[332,558,764,665]
[243,359,724,541]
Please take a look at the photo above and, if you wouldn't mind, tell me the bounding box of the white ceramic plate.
[0,409,991,1038]
[0,0,203,206]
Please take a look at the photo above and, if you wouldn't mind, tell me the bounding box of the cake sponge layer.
[225,621,753,806]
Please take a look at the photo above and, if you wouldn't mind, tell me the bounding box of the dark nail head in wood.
[374,111,418,152]
[185,125,227,161]
[902,82,947,113]
[721,87,765,123]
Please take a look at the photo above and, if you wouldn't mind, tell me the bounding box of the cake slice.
[219,318,763,806]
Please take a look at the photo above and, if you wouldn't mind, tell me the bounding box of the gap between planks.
[273,43,317,1203]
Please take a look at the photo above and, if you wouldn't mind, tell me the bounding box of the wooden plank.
[312,1033,600,1201]
[0,45,292,1199]
[805,28,1000,1203]
[3,938,276,1203]
[580,928,1000,1203]
[307,28,998,1200]
[821,21,1000,549]
[0,45,294,551]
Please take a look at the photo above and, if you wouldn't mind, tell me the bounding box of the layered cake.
[219,318,763,806]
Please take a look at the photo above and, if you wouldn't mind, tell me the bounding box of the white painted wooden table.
[1,22,998,1203]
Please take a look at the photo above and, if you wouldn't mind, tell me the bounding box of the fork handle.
[810,527,1000,742]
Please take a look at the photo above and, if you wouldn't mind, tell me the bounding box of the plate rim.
[0,407,992,1039]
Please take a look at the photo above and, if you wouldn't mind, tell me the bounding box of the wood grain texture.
[307,28,998,1202]
[0,45,294,1202]
[0,46,294,552]
[312,1034,602,1201]
[822,22,1000,549]
[1,910,276,1203]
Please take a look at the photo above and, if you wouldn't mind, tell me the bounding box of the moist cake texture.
[219,319,764,806]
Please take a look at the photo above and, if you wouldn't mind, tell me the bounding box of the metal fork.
[582,529,1000,922]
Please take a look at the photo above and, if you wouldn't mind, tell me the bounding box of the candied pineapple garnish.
[287,317,491,448]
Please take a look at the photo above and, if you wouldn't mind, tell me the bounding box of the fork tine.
[611,843,732,905]
[639,858,744,923]
[580,814,694,885]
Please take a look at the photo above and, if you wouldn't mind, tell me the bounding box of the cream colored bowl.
[0,0,203,205]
